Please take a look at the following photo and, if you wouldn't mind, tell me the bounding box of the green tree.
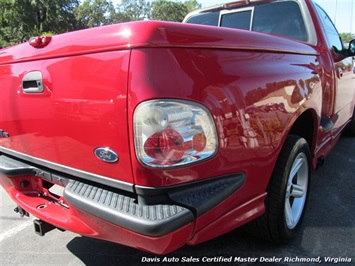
[184,0,202,13]
[75,0,116,28]
[340,32,355,44]
[0,0,79,47]
[119,0,151,21]
[151,0,188,22]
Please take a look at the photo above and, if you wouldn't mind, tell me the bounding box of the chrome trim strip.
[0,147,134,192]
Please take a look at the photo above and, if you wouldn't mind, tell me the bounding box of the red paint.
[0,0,354,254]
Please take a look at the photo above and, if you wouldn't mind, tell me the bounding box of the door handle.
[22,71,44,93]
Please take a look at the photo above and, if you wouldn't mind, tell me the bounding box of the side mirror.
[333,39,355,62]
[348,39,355,55]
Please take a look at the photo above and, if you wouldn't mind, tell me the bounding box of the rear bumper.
[64,180,194,236]
[0,154,245,254]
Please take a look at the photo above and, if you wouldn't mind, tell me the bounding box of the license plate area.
[42,180,68,209]
[6,174,70,210]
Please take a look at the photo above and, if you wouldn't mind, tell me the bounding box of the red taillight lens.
[134,100,217,168]
[144,128,185,164]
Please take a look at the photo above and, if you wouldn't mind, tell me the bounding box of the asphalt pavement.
[0,136,354,266]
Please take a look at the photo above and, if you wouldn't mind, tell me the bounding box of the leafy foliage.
[184,0,202,13]
[150,0,201,22]
[75,0,116,28]
[151,0,188,22]
[340,32,355,44]
[0,0,78,47]
[119,0,151,21]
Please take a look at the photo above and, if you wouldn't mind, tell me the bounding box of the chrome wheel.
[284,152,309,229]
[245,135,311,243]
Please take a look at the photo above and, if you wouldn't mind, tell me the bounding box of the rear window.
[221,9,252,30]
[186,11,219,26]
[186,1,308,42]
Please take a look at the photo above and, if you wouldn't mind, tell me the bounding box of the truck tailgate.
[0,48,133,186]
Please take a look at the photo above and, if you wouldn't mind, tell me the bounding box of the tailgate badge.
[94,147,119,163]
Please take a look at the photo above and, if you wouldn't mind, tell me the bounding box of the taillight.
[134,100,218,168]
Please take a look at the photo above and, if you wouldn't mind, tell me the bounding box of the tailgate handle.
[22,71,44,93]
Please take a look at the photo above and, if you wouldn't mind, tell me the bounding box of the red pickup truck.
[1,0,354,254]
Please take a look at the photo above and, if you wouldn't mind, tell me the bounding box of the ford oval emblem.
[94,147,119,163]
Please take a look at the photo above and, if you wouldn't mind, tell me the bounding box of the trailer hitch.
[14,206,29,217]
[33,219,56,236]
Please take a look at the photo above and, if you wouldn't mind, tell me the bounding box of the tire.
[345,108,355,137]
[247,135,311,243]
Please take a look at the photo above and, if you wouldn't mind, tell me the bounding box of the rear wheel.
[247,135,311,243]
[345,108,355,137]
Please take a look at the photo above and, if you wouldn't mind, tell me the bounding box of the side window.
[220,10,252,30]
[315,5,343,52]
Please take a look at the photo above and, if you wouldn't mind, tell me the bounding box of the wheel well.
[289,110,316,151]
